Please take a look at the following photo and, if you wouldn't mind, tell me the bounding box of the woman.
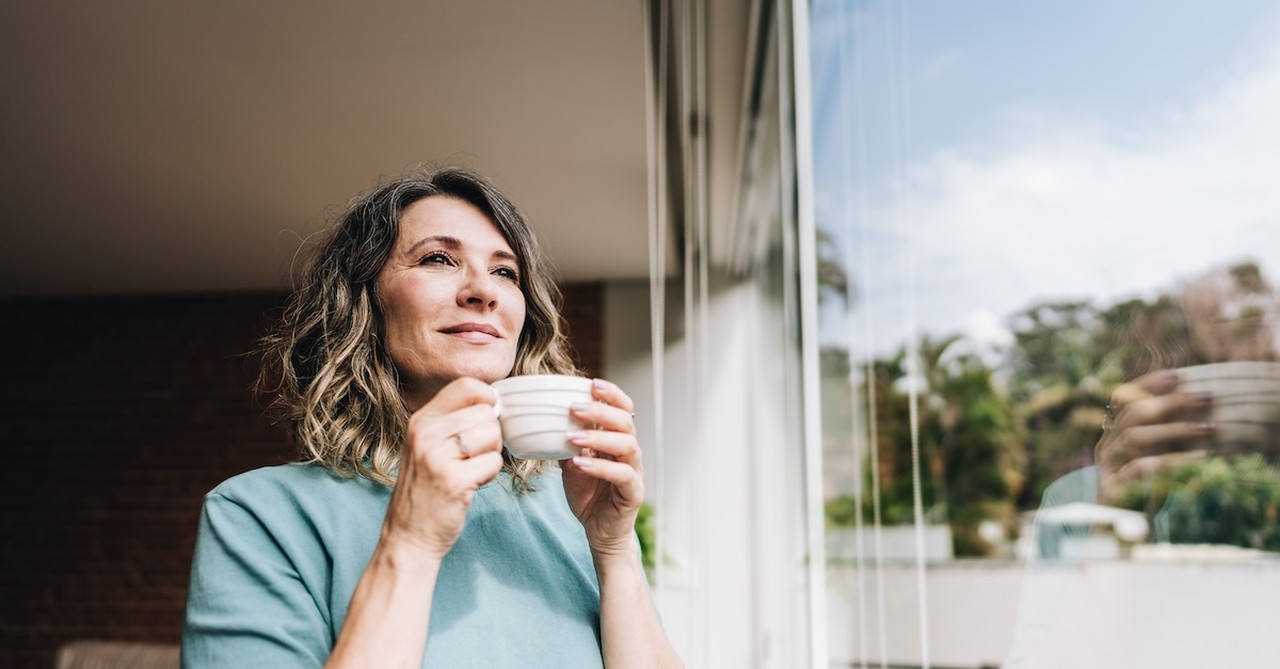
[1005,363,1280,667]
[182,168,683,668]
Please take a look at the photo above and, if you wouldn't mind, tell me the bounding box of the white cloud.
[844,37,1280,356]
[965,308,1013,349]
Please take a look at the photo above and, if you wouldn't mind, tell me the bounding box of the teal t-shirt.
[181,463,604,668]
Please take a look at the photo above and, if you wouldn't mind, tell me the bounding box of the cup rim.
[1178,361,1280,380]
[492,374,592,392]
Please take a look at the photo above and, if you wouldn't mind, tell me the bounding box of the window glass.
[810,2,1280,666]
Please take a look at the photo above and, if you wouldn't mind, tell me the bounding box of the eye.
[418,251,453,266]
[493,265,520,282]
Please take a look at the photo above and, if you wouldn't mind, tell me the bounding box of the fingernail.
[573,456,593,468]
[567,430,587,443]
[571,401,591,413]
[593,378,607,390]
[1196,422,1215,434]
[1190,391,1214,404]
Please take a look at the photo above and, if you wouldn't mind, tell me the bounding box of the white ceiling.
[0,0,655,297]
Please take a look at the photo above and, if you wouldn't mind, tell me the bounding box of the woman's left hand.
[1096,369,1214,503]
[560,378,644,558]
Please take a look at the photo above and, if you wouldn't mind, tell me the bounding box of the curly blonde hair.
[258,168,580,488]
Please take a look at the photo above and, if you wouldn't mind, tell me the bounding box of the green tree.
[1006,300,1112,508]
[826,335,1025,557]
[1114,455,1280,551]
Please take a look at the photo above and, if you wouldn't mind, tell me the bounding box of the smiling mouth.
[440,323,501,338]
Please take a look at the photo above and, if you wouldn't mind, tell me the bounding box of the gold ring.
[455,434,471,458]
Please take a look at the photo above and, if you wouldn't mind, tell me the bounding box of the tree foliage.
[824,260,1280,557]
[1114,455,1280,551]
[825,336,1024,556]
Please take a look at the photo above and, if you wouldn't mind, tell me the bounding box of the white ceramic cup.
[490,374,594,460]
[1176,361,1280,456]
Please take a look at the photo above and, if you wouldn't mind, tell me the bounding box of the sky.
[809,0,1280,357]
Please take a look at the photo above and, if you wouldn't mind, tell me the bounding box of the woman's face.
[376,195,527,408]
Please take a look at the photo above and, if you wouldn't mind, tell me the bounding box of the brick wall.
[0,284,602,668]
[561,281,603,379]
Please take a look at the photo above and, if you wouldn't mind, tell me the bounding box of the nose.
[457,265,499,308]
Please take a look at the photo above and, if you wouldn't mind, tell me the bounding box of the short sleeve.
[181,492,333,669]
[1000,467,1099,668]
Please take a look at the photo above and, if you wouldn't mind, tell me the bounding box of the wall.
[605,274,812,669]
[0,284,602,669]
[827,559,1280,669]
[0,293,292,668]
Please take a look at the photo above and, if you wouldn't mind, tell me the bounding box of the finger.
[408,404,500,448]
[1111,382,1154,410]
[451,419,503,459]
[1098,421,1213,469]
[423,376,501,415]
[1114,391,1212,430]
[1122,421,1214,452]
[1131,369,1181,396]
[568,455,644,499]
[590,378,636,414]
[571,399,636,435]
[568,429,642,467]
[456,449,504,486]
[1110,370,1183,408]
[414,449,503,498]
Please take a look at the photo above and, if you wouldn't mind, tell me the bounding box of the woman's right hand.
[1096,369,1214,503]
[380,376,504,560]
[328,377,501,667]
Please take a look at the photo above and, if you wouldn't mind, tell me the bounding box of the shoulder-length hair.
[258,167,579,487]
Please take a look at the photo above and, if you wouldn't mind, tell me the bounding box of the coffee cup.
[491,374,594,460]
[1176,361,1280,456]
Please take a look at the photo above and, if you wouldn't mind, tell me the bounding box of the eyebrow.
[405,235,459,256]
[404,235,519,263]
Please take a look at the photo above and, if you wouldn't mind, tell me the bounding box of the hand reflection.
[1097,362,1280,503]
[1096,369,1214,503]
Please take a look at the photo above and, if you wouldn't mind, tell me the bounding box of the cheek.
[510,296,529,337]
[377,280,425,343]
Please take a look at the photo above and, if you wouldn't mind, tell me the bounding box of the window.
[811,2,1280,667]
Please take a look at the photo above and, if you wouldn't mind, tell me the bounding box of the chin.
[457,362,516,384]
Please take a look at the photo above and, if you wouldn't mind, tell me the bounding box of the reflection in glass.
[810,1,1280,667]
